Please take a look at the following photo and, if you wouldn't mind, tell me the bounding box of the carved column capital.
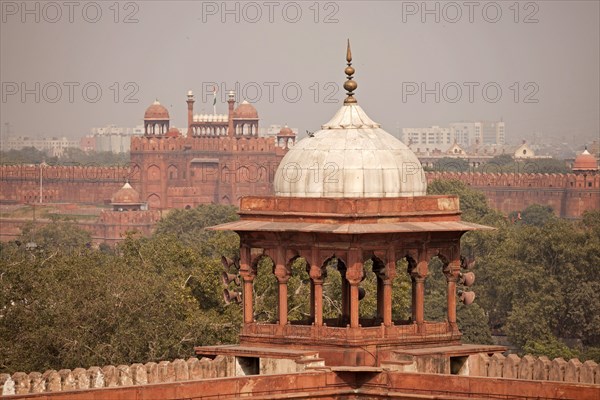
[345,264,364,285]
[309,263,325,282]
[411,260,428,280]
[443,260,461,281]
[274,264,290,283]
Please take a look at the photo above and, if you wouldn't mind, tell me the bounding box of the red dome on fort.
[144,100,170,120]
[111,182,141,204]
[279,125,294,136]
[233,100,258,119]
[573,149,598,171]
[166,127,181,138]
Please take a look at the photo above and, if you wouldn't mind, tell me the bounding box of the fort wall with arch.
[1,164,598,218]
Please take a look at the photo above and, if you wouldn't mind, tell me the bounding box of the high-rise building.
[403,121,505,150]
[401,126,452,149]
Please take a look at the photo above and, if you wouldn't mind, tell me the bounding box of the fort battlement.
[0,165,134,183]
[425,172,600,219]
[1,353,597,396]
[426,171,600,189]
[469,353,599,384]
[1,167,598,217]
[0,357,233,396]
[130,135,286,155]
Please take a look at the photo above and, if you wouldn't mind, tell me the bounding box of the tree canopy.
[2,186,599,374]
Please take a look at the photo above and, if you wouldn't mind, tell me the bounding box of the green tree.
[427,179,505,224]
[154,204,240,258]
[0,207,242,373]
[509,204,557,226]
[19,219,91,251]
[0,147,53,164]
[432,157,470,172]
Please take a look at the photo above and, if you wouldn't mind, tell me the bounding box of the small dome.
[233,100,258,119]
[274,103,427,198]
[573,149,598,171]
[166,127,180,137]
[144,100,169,120]
[279,125,295,137]
[111,182,141,204]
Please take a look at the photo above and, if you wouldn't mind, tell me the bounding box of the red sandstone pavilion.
[2,44,599,399]
[196,43,503,368]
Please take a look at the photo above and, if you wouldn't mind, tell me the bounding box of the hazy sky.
[1,1,599,145]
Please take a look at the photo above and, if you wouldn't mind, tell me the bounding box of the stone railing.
[242,321,458,345]
[471,353,599,384]
[0,356,233,396]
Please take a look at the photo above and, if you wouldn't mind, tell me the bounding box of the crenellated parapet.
[469,353,599,384]
[426,171,600,219]
[130,135,284,154]
[426,171,600,189]
[0,165,133,183]
[0,357,233,396]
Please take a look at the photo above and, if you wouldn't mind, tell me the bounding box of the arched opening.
[252,255,277,323]
[146,193,160,209]
[322,256,347,326]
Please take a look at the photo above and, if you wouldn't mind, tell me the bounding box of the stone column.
[239,246,255,324]
[414,276,425,326]
[442,250,461,328]
[382,247,397,327]
[346,248,364,329]
[349,284,360,328]
[309,248,325,326]
[309,280,315,321]
[274,246,290,326]
[411,249,428,332]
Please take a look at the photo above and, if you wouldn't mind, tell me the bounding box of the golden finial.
[344,39,357,104]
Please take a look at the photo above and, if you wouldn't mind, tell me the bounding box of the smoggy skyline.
[1,1,599,146]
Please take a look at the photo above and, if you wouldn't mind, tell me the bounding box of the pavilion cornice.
[209,220,493,235]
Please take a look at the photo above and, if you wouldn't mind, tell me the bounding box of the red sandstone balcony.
[240,320,460,348]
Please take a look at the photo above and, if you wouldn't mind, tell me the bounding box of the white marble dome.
[274,103,427,198]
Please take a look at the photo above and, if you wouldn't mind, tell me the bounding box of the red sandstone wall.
[0,165,134,204]
[470,352,599,385]
[129,135,284,209]
[2,361,598,399]
[426,172,600,218]
[2,161,598,218]
[0,210,160,245]
[0,357,234,396]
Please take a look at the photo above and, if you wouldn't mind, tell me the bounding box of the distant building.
[401,126,452,150]
[402,121,505,151]
[81,124,145,154]
[3,136,78,157]
[129,92,296,209]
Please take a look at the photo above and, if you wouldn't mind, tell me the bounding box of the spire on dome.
[344,39,357,104]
